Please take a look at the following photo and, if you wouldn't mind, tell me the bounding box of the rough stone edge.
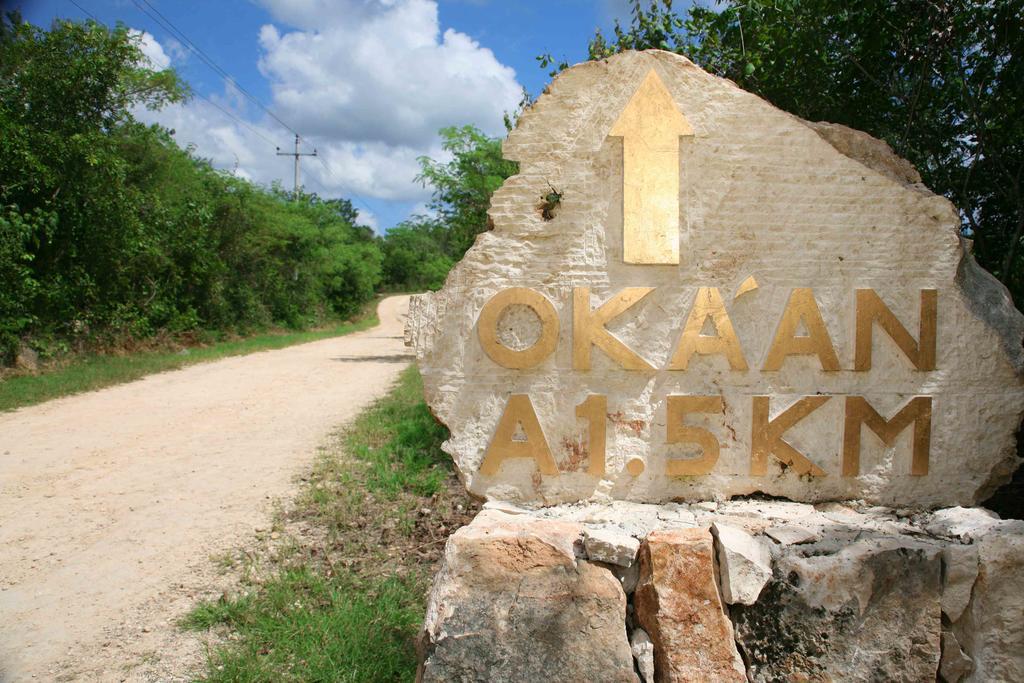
[417,505,1024,682]
[405,48,1024,507]
[413,49,1024,378]
[955,240,1024,499]
[805,120,922,186]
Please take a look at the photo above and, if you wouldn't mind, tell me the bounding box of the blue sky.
[12,0,644,231]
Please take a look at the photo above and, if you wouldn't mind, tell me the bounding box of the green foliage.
[0,205,44,353]
[184,366,471,681]
[0,14,381,362]
[0,308,378,413]
[416,125,518,257]
[380,221,454,291]
[346,367,450,498]
[181,591,255,631]
[553,0,1024,307]
[185,568,423,682]
[379,125,517,291]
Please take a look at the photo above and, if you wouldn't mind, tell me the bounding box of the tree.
[379,125,518,291]
[542,0,1024,307]
[0,14,383,360]
[380,220,454,291]
[415,125,519,258]
[0,13,188,352]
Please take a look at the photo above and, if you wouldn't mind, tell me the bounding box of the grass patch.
[0,306,379,413]
[183,366,479,682]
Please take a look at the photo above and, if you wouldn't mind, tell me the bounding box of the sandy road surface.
[0,296,412,682]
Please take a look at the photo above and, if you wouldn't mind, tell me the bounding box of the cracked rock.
[629,628,655,682]
[941,544,979,622]
[950,520,1024,682]
[609,559,640,594]
[418,510,637,682]
[635,528,746,682]
[584,526,641,567]
[926,507,1001,541]
[419,505,1024,681]
[940,631,973,683]
[712,522,772,605]
[764,524,820,546]
[732,537,942,682]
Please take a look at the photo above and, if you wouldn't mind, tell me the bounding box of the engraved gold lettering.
[668,287,748,371]
[573,287,655,370]
[608,68,693,265]
[751,396,829,476]
[575,394,607,476]
[477,288,560,369]
[479,395,558,476]
[763,288,840,372]
[666,395,724,476]
[854,289,937,371]
[843,396,932,476]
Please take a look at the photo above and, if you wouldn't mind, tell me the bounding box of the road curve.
[0,295,412,682]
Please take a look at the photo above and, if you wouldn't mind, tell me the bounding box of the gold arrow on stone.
[609,68,693,265]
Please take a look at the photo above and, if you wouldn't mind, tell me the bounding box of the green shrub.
[0,15,383,359]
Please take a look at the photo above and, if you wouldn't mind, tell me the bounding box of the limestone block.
[731,535,943,682]
[712,522,772,605]
[940,631,973,683]
[941,544,979,622]
[926,506,1000,541]
[419,504,1023,682]
[418,510,637,682]
[407,49,1024,508]
[953,520,1024,682]
[763,524,821,546]
[634,528,746,682]
[584,525,641,566]
[481,500,530,515]
[806,121,922,185]
[531,500,696,538]
[630,628,655,683]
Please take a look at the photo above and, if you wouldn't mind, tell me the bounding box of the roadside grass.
[182,366,479,682]
[0,306,380,413]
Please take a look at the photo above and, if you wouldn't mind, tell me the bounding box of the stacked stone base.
[416,501,1024,682]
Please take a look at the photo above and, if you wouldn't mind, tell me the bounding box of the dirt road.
[0,296,413,682]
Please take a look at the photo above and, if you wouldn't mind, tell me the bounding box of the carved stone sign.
[407,50,1024,508]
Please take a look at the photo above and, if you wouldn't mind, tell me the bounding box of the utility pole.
[276,134,317,199]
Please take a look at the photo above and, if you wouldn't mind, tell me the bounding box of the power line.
[66,0,279,149]
[128,0,337,192]
[130,0,311,150]
[191,90,279,148]
[302,172,332,197]
[70,0,376,220]
[287,163,379,230]
[276,134,317,199]
[132,0,291,133]
[66,0,100,21]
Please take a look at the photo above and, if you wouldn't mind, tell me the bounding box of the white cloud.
[131,30,171,70]
[134,96,267,174]
[409,200,438,219]
[163,36,190,64]
[128,0,522,228]
[255,0,522,147]
[356,208,379,231]
[314,139,437,200]
[134,89,435,205]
